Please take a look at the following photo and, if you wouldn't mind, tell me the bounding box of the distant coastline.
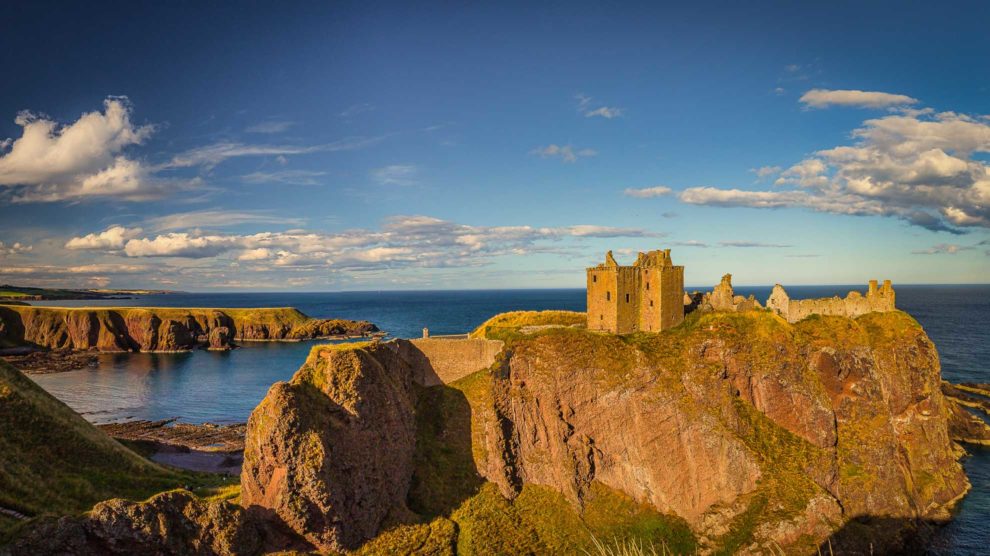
[0,284,182,302]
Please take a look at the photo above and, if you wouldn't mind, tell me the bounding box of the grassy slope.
[0,360,227,539]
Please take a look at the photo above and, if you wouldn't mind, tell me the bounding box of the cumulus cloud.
[0,97,163,202]
[576,94,623,119]
[677,103,990,233]
[0,241,32,256]
[531,144,597,163]
[750,166,782,180]
[623,186,672,198]
[64,216,658,276]
[371,165,418,185]
[65,225,143,250]
[799,89,919,109]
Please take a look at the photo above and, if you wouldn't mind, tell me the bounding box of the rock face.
[0,306,378,352]
[240,342,418,552]
[237,310,969,553]
[5,491,281,556]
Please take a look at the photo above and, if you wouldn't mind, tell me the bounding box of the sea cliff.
[0,306,378,352]
[238,309,969,554]
[3,309,978,555]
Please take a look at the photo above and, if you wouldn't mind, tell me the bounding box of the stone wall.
[767,280,896,323]
[399,337,504,386]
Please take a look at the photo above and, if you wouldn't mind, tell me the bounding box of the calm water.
[27,285,990,553]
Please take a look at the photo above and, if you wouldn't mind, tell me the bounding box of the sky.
[1,1,989,291]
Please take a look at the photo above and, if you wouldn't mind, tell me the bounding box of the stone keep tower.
[586,249,685,334]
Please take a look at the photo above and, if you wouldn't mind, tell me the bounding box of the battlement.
[586,249,684,333]
[766,280,896,323]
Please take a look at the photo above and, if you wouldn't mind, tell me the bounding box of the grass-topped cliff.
[0,360,230,541]
[235,308,967,554]
[0,305,378,351]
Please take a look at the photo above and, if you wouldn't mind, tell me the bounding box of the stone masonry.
[586,249,684,334]
[766,280,896,323]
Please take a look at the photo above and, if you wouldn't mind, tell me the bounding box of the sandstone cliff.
[238,309,969,554]
[0,306,378,352]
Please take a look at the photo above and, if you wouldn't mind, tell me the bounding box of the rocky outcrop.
[0,306,378,352]
[3,490,294,556]
[240,343,418,552]
[237,310,968,553]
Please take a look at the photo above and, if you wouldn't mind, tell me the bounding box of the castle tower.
[587,249,685,334]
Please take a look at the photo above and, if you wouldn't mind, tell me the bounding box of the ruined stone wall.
[767,280,896,323]
[402,337,504,386]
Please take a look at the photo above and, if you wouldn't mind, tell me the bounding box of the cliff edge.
[237,309,969,554]
[0,306,378,352]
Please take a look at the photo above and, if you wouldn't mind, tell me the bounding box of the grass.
[0,359,230,538]
[469,310,586,341]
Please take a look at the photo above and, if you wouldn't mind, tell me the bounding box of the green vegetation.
[469,310,586,341]
[0,360,229,538]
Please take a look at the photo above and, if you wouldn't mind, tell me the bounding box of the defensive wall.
[395,337,504,386]
[766,280,896,323]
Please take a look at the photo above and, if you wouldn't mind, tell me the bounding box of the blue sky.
[1,1,988,290]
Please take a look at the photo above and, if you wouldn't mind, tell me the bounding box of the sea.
[24,285,990,554]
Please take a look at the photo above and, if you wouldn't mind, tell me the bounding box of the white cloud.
[624,185,672,198]
[531,144,597,163]
[340,103,374,118]
[123,233,242,258]
[241,170,326,186]
[145,210,305,231]
[237,248,272,261]
[371,165,418,185]
[0,97,160,202]
[166,135,386,169]
[576,94,623,119]
[677,103,990,233]
[65,225,143,250]
[750,166,782,180]
[0,241,32,256]
[245,120,293,134]
[799,89,919,109]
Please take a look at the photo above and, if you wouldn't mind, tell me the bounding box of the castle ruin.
[587,248,897,333]
[766,280,896,323]
[586,249,684,334]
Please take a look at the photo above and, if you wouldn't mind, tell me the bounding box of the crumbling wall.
[691,274,762,314]
[767,280,896,323]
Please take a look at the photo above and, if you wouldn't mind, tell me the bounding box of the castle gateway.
[587,249,684,334]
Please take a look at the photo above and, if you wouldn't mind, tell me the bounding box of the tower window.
[650,300,654,307]
[625,293,630,303]
[606,291,610,301]
[592,275,597,283]
[646,282,650,290]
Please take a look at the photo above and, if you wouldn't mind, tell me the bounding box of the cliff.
[238,309,969,554]
[0,305,378,352]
